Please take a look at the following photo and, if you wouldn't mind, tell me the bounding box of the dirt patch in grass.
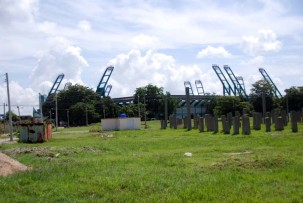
[0,152,30,177]
[211,157,288,171]
[3,146,100,159]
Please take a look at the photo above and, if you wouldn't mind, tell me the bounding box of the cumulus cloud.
[242,29,282,56]
[131,34,159,50]
[78,20,91,31]
[30,37,88,94]
[248,56,264,65]
[196,46,232,59]
[107,49,221,97]
[0,81,38,115]
[0,0,38,25]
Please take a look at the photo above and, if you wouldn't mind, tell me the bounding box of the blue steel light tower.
[96,66,114,97]
[48,74,65,97]
[223,65,248,98]
[195,80,205,95]
[184,81,194,95]
[212,64,236,96]
[259,68,282,98]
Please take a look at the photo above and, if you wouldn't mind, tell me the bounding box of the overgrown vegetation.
[1,121,303,202]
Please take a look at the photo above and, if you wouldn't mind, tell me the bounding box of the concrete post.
[233,116,240,135]
[275,117,284,131]
[242,115,251,135]
[265,117,271,132]
[199,117,204,132]
[213,116,218,133]
[291,112,298,132]
[185,87,191,130]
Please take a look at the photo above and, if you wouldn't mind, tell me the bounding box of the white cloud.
[197,46,232,58]
[0,0,38,25]
[248,56,264,65]
[242,29,282,56]
[131,34,159,50]
[78,20,91,31]
[107,49,221,97]
[0,81,38,116]
[30,37,88,94]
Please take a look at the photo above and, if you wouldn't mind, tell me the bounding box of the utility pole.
[3,103,5,134]
[85,106,88,126]
[67,109,70,128]
[3,103,5,120]
[138,95,140,118]
[5,73,13,141]
[39,93,44,121]
[55,93,58,131]
[144,94,147,129]
[17,106,20,117]
[262,89,266,122]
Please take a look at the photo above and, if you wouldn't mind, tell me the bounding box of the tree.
[283,86,303,111]
[249,79,280,112]
[134,84,164,119]
[5,111,19,122]
[42,84,109,126]
[133,84,178,119]
[213,96,245,116]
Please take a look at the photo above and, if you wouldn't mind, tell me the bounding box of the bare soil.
[0,152,30,177]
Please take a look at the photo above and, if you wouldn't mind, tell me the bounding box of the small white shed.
[101,117,141,131]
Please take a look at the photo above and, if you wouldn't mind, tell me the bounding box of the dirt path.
[0,152,30,177]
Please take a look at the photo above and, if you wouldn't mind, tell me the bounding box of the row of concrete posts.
[160,109,301,134]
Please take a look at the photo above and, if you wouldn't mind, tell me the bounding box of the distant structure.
[36,73,65,118]
[195,80,205,95]
[212,64,236,96]
[259,68,282,98]
[184,81,194,95]
[96,66,114,97]
[105,84,112,97]
[236,76,246,94]
[223,65,248,98]
[48,74,65,97]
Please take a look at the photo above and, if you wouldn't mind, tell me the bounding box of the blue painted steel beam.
[236,76,246,94]
[48,74,64,97]
[96,66,114,97]
[259,68,282,98]
[212,65,235,96]
[184,81,194,95]
[195,80,205,95]
[223,65,248,98]
[105,84,112,97]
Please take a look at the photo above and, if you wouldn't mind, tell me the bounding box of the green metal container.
[19,125,29,142]
[19,123,45,143]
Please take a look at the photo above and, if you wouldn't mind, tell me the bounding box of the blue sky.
[0,0,303,115]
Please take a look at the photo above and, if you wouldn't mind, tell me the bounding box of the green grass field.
[1,121,303,202]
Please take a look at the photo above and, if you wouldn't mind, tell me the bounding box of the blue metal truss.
[212,64,235,96]
[195,80,205,95]
[184,81,194,95]
[223,65,248,98]
[48,74,64,97]
[96,66,114,97]
[236,76,246,94]
[105,84,112,97]
[259,68,282,98]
